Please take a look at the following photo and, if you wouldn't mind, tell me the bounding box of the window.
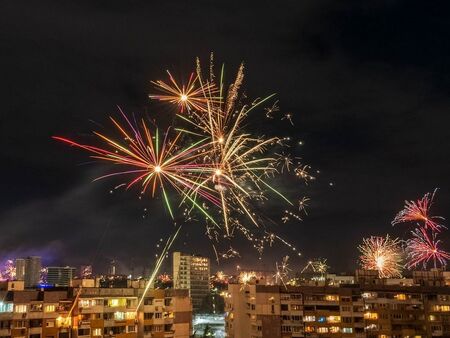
[114,312,125,320]
[342,327,353,333]
[30,304,42,311]
[304,316,315,322]
[77,329,90,336]
[342,317,352,323]
[281,326,291,332]
[364,312,378,320]
[125,312,135,320]
[281,304,288,311]
[327,316,341,323]
[325,295,339,301]
[15,305,27,313]
[44,305,55,313]
[0,302,13,313]
[317,327,329,333]
[108,299,126,307]
[305,326,315,333]
[92,328,102,336]
[341,305,351,312]
[46,321,54,328]
[317,316,326,323]
[154,313,162,319]
[291,304,302,311]
[394,293,407,300]
[330,326,339,333]
[127,325,136,333]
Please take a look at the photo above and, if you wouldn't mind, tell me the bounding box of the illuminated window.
[0,302,13,313]
[305,326,315,333]
[44,305,55,313]
[327,316,341,323]
[15,305,27,313]
[92,328,102,336]
[330,326,339,333]
[364,312,378,320]
[114,312,125,320]
[342,327,353,333]
[362,292,376,299]
[394,294,407,300]
[304,316,315,322]
[317,327,329,333]
[325,295,339,301]
[108,299,126,307]
[125,312,135,320]
[317,316,326,323]
[430,315,437,321]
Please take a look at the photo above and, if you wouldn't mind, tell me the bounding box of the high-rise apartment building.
[47,266,76,287]
[14,257,41,287]
[24,256,41,287]
[0,280,192,338]
[14,259,25,281]
[225,273,450,338]
[173,252,210,312]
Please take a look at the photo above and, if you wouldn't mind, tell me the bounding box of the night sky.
[1,1,450,275]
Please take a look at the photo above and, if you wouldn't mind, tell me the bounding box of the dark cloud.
[1,0,449,273]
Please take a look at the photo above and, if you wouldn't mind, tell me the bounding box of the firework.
[0,260,15,281]
[264,100,279,119]
[392,190,445,231]
[301,258,329,276]
[149,70,219,113]
[54,110,218,221]
[406,227,450,269]
[358,235,404,278]
[273,256,291,288]
[298,197,310,214]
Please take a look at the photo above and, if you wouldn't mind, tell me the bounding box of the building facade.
[14,257,42,288]
[173,252,210,312]
[225,278,450,337]
[47,267,77,287]
[0,280,192,338]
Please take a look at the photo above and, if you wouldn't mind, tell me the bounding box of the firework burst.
[406,227,450,269]
[358,235,404,278]
[149,70,219,113]
[54,109,218,221]
[392,190,445,231]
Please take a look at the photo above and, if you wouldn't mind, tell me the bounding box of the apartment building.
[0,280,192,338]
[47,267,77,287]
[173,252,210,312]
[225,275,450,338]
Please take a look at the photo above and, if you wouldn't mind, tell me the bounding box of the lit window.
[92,328,102,336]
[304,316,315,322]
[125,312,135,320]
[325,295,339,301]
[317,327,329,333]
[317,316,326,323]
[394,294,406,300]
[330,326,339,333]
[327,316,341,323]
[430,315,437,321]
[15,305,27,313]
[364,312,378,320]
[342,327,353,333]
[305,326,315,333]
[45,305,55,313]
[114,312,125,320]
[0,302,13,313]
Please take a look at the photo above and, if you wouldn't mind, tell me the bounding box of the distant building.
[109,260,117,275]
[47,266,76,287]
[25,256,41,287]
[173,252,210,312]
[14,258,25,281]
[14,256,41,287]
